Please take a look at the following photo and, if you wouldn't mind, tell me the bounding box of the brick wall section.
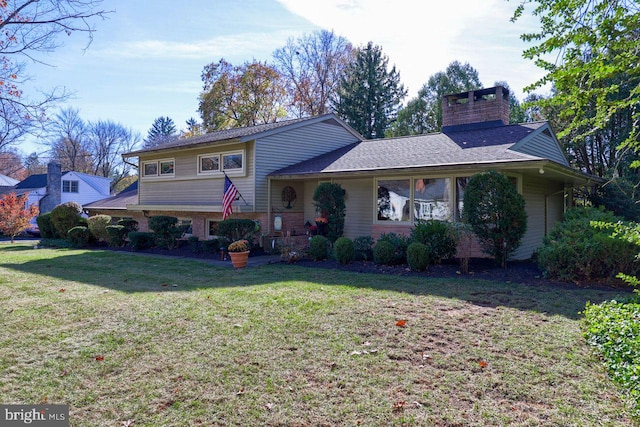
[442,86,510,128]
[372,223,488,259]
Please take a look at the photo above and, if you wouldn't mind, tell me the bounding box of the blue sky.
[20,0,545,156]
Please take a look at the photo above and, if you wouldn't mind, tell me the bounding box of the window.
[142,159,174,178]
[160,160,174,175]
[178,218,193,236]
[62,180,79,193]
[198,154,220,174]
[455,177,470,221]
[197,150,244,176]
[222,152,243,171]
[377,179,410,221]
[207,220,219,238]
[414,178,450,221]
[143,162,158,177]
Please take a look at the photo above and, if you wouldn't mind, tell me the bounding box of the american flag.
[222,175,238,220]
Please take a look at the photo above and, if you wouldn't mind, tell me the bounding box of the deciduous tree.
[387,61,482,137]
[198,59,287,131]
[0,0,109,150]
[0,191,38,243]
[511,0,640,178]
[333,42,406,139]
[273,29,353,117]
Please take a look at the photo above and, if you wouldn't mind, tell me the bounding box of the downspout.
[267,176,272,237]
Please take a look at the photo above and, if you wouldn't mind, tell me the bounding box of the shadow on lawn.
[1,246,633,320]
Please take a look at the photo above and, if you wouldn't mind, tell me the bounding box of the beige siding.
[138,142,255,209]
[336,178,373,238]
[514,175,565,259]
[270,180,305,213]
[255,122,360,211]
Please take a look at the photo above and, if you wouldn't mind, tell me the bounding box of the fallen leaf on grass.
[236,388,245,395]
[59,370,67,377]
[395,320,407,327]
[479,360,488,369]
[121,419,135,426]
[265,403,275,411]
[392,401,406,412]
[161,284,168,287]
[95,355,104,361]
[59,288,66,292]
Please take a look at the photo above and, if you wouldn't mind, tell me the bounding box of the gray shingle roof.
[270,122,547,176]
[125,115,344,156]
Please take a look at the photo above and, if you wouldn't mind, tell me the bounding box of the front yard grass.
[0,243,635,426]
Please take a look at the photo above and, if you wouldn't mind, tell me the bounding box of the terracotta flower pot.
[229,250,250,269]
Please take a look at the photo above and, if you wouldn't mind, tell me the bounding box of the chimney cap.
[444,85,509,102]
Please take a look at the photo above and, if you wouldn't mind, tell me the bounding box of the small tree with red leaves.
[0,192,38,243]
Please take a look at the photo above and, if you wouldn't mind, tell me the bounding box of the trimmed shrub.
[407,242,431,272]
[537,207,640,282]
[118,218,139,233]
[373,240,396,266]
[377,232,409,265]
[51,202,83,238]
[217,219,259,245]
[38,238,72,248]
[411,219,457,264]
[201,238,221,254]
[313,182,346,243]
[128,231,155,250]
[334,237,355,265]
[188,236,200,253]
[36,213,56,239]
[88,214,112,242]
[105,225,127,247]
[67,226,91,248]
[463,170,527,267]
[148,215,181,249]
[353,236,374,261]
[309,235,329,261]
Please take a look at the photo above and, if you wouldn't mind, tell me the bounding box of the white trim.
[196,149,246,177]
[197,153,220,175]
[142,158,175,179]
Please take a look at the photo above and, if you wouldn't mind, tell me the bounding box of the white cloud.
[276,0,546,100]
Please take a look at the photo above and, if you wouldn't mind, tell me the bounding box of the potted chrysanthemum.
[227,239,250,268]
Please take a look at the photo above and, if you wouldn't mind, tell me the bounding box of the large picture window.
[377,179,410,221]
[414,178,450,221]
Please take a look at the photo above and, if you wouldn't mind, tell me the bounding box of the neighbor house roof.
[15,173,48,189]
[83,185,138,211]
[0,173,18,187]
[123,114,363,157]
[270,122,550,177]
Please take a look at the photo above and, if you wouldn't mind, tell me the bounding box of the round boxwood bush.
[373,240,396,265]
[407,242,431,272]
[334,237,355,265]
[128,231,155,250]
[353,236,374,261]
[411,219,457,264]
[36,213,56,238]
[309,235,329,261]
[106,225,127,247]
[67,226,91,248]
[51,201,83,238]
[88,214,112,242]
[118,218,139,233]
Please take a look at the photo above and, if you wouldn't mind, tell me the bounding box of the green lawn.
[0,243,635,426]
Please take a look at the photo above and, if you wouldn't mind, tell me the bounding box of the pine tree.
[144,117,177,148]
[333,42,406,139]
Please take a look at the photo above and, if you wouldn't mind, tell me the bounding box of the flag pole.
[224,173,249,206]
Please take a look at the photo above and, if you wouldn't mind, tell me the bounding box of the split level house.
[85,86,600,260]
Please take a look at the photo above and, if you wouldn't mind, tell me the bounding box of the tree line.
[0,0,637,205]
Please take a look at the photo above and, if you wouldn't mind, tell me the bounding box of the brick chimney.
[40,162,62,213]
[441,86,510,132]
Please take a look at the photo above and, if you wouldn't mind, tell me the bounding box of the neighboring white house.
[13,163,111,214]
